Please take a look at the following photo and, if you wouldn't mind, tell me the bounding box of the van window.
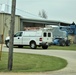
[14,32,22,37]
[43,32,47,37]
[48,33,51,37]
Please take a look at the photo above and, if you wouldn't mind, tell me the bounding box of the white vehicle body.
[5,28,53,49]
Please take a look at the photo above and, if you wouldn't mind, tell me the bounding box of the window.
[43,33,47,37]
[48,33,51,37]
[14,32,22,37]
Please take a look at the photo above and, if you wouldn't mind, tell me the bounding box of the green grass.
[0,52,67,72]
[48,44,76,50]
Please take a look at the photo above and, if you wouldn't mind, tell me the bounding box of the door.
[14,32,23,45]
[43,31,52,43]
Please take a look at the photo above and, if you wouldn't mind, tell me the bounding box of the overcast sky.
[0,0,76,23]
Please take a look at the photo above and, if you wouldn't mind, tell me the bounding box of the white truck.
[5,27,53,49]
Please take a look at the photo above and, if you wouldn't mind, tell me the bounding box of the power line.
[16,8,39,17]
[0,3,41,18]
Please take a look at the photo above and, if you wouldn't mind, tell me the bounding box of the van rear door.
[42,32,52,42]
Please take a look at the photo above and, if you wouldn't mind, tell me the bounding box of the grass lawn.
[48,44,76,50]
[0,52,67,72]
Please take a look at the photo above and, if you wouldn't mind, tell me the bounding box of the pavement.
[0,45,76,75]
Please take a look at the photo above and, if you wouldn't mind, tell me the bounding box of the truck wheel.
[61,42,65,46]
[42,45,48,49]
[6,41,9,48]
[59,40,65,46]
[66,40,70,46]
[30,42,37,49]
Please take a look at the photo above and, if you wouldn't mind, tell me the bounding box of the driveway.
[1,45,76,75]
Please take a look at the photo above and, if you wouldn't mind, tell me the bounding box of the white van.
[5,28,53,49]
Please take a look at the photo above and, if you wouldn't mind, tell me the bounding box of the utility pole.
[8,0,16,71]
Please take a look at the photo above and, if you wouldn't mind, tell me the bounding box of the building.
[0,13,20,42]
[0,4,73,43]
[0,12,72,41]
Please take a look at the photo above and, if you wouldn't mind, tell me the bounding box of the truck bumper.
[39,42,52,46]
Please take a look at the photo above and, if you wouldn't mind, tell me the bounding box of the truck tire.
[42,45,48,49]
[66,40,70,46]
[59,39,65,46]
[6,40,9,48]
[30,41,37,49]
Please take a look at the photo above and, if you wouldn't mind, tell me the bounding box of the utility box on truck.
[5,27,53,49]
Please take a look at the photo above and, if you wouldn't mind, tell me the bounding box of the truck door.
[48,32,52,42]
[43,31,52,43]
[14,32,23,45]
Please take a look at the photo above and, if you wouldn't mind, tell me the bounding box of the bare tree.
[39,9,47,19]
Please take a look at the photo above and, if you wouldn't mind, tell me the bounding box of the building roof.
[21,17,71,26]
[20,17,60,25]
